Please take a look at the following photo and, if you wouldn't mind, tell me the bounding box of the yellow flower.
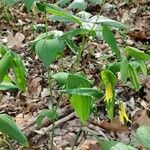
[105,83,113,103]
[119,102,130,124]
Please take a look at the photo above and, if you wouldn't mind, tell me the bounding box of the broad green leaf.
[102,25,121,59]
[120,57,128,83]
[126,46,150,61]
[68,0,87,10]
[60,28,94,40]
[136,126,150,150]
[89,0,103,4]
[98,139,136,150]
[101,69,117,87]
[35,38,65,68]
[76,11,92,20]
[65,38,79,54]
[36,109,58,127]
[0,51,12,84]
[52,72,69,86]
[67,74,92,88]
[23,0,35,10]
[45,3,82,25]
[0,44,7,56]
[128,64,140,91]
[49,15,75,22]
[66,74,92,123]
[0,114,28,147]
[88,15,126,29]
[108,62,121,73]
[12,53,27,92]
[60,88,103,99]
[56,0,71,7]
[1,0,17,6]
[0,82,18,91]
[138,60,147,76]
[70,95,92,123]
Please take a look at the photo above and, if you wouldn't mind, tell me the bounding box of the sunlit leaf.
[12,53,27,92]
[102,25,121,59]
[136,126,150,150]
[0,51,12,84]
[126,46,150,61]
[68,0,87,10]
[35,38,65,68]
[120,57,128,83]
[60,88,103,99]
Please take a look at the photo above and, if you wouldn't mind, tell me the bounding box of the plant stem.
[71,124,83,150]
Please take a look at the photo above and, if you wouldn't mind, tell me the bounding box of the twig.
[34,112,75,139]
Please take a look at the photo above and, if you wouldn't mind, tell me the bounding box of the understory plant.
[97,126,150,150]
[30,1,150,149]
[0,44,28,148]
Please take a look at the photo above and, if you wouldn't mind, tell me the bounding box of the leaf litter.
[0,0,150,149]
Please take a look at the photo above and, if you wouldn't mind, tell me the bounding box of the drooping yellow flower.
[119,102,130,124]
[104,83,113,103]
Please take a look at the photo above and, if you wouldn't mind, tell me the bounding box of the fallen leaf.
[133,109,150,127]
[6,32,25,48]
[77,139,101,150]
[90,118,129,133]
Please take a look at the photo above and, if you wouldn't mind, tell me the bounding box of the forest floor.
[0,0,150,150]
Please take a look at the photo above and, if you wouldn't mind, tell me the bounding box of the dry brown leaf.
[6,32,25,48]
[77,139,101,150]
[90,118,129,133]
[28,77,42,99]
[133,109,150,127]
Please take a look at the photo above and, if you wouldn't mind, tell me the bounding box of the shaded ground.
[0,0,150,149]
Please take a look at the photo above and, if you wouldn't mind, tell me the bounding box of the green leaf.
[136,126,150,150]
[0,51,12,84]
[0,114,28,147]
[88,15,126,29]
[23,0,35,10]
[1,0,17,6]
[89,0,103,4]
[100,70,116,120]
[52,72,69,86]
[45,3,82,25]
[56,0,71,7]
[101,69,117,87]
[98,139,136,150]
[0,43,7,56]
[68,0,87,10]
[60,88,103,99]
[138,60,147,76]
[65,38,79,54]
[126,46,150,61]
[36,109,58,127]
[76,11,92,20]
[0,82,18,91]
[66,74,92,123]
[128,64,140,91]
[120,57,128,83]
[35,38,65,68]
[70,95,92,123]
[12,53,27,92]
[102,25,121,59]
[60,28,93,40]
[108,62,121,73]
